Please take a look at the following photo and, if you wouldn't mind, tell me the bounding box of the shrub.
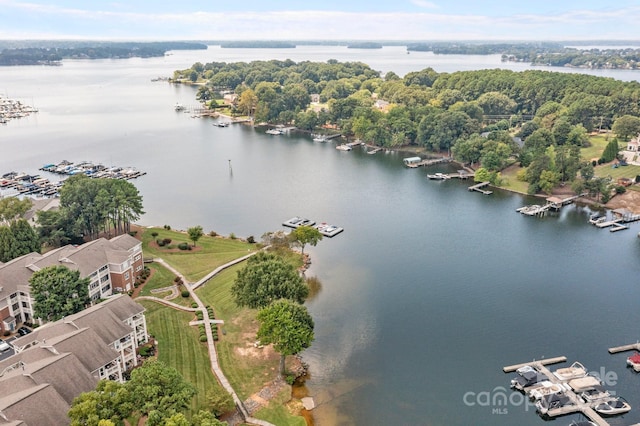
[128,231,137,237]
[199,335,208,342]
[163,238,172,245]
[3,330,9,337]
[139,346,151,357]
[164,225,171,230]
[178,242,190,250]
[156,239,165,247]
[151,231,158,238]
[191,302,198,308]
[209,230,217,237]
[229,232,236,239]
[196,311,204,320]
[247,235,255,244]
[181,290,190,298]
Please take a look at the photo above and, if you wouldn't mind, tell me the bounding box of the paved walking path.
[146,255,274,426]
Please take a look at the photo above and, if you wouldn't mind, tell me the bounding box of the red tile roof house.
[0,294,148,425]
[0,234,144,333]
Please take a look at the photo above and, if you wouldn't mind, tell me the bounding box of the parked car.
[0,339,10,352]
[17,326,31,336]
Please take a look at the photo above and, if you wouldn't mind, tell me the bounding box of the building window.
[101,284,111,293]
[124,271,130,280]
[12,302,19,311]
[21,301,28,308]
[90,281,99,289]
[100,275,109,283]
[99,265,108,272]
[136,265,143,272]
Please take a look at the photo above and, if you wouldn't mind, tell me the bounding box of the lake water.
[2,45,640,426]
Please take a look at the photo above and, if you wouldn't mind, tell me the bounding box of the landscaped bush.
[196,311,204,320]
[208,230,217,237]
[164,225,171,230]
[151,231,158,238]
[181,290,189,298]
[247,235,255,244]
[178,242,190,250]
[139,346,151,357]
[191,302,198,308]
[229,232,236,239]
[162,238,172,245]
[3,331,9,337]
[199,335,208,342]
[156,239,166,247]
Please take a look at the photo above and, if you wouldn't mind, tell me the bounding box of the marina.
[403,156,453,168]
[505,357,632,426]
[0,161,146,199]
[0,96,38,124]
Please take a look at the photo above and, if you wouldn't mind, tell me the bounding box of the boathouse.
[403,157,422,166]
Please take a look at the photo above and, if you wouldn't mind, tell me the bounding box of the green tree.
[290,225,323,255]
[69,380,132,426]
[0,218,40,262]
[30,265,90,322]
[231,252,308,309]
[127,359,197,423]
[477,91,516,116]
[0,197,32,224]
[257,299,314,376]
[600,138,620,163]
[612,114,640,141]
[187,225,204,247]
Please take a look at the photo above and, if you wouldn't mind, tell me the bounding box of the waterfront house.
[0,234,143,333]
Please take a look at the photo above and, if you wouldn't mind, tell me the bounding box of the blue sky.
[0,0,638,40]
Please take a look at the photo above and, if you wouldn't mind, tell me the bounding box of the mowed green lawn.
[140,301,223,415]
[195,263,281,399]
[141,227,257,281]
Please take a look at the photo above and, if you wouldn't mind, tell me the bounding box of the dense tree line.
[0,42,206,66]
[181,59,640,194]
[38,175,144,246]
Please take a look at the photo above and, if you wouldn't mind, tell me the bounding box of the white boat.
[580,385,610,402]
[174,102,185,111]
[535,393,573,415]
[567,376,601,392]
[312,135,327,142]
[594,397,631,416]
[553,361,587,381]
[510,365,548,391]
[282,217,316,228]
[266,128,283,135]
[336,144,352,151]
[427,173,450,180]
[527,381,567,401]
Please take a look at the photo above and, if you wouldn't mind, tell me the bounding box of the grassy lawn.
[594,164,640,180]
[195,263,280,399]
[139,301,222,415]
[496,165,529,194]
[141,227,257,281]
[139,262,178,297]
[581,134,612,161]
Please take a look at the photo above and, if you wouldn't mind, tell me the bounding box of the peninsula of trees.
[176,58,640,198]
[0,41,207,65]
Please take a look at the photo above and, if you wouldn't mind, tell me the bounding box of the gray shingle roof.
[0,383,71,426]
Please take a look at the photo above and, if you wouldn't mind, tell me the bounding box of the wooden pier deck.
[467,181,492,195]
[609,341,640,354]
[405,157,452,168]
[504,357,612,426]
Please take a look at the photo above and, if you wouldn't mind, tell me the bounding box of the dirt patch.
[606,189,640,214]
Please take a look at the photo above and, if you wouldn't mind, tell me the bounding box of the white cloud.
[410,0,439,9]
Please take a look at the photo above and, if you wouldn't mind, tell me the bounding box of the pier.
[608,341,640,354]
[467,181,492,195]
[403,156,453,168]
[503,357,614,426]
[517,194,587,217]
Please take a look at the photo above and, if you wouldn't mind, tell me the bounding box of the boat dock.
[282,217,343,237]
[504,357,614,426]
[468,181,492,195]
[403,156,452,168]
[517,194,587,217]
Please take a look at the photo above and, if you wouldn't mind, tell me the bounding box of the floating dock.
[282,217,343,237]
[468,181,492,195]
[504,357,618,426]
[608,341,640,354]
